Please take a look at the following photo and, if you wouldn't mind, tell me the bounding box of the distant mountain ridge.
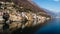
[43,8,57,17]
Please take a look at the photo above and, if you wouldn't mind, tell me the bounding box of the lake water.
[34,17,60,34]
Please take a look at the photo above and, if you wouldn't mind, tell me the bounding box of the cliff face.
[0,0,51,33]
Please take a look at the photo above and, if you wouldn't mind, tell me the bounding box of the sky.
[32,0,60,13]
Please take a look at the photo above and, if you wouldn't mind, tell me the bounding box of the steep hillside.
[0,0,50,17]
[0,0,51,34]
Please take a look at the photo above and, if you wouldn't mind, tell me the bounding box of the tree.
[6,0,12,2]
[0,3,2,9]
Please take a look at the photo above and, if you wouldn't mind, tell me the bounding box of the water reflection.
[35,17,60,34]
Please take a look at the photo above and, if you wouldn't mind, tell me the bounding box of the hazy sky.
[32,0,60,13]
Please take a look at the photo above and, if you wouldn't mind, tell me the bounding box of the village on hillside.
[0,0,51,33]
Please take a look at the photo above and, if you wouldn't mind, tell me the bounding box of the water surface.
[35,17,60,34]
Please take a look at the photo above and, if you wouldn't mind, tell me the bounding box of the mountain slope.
[43,8,57,17]
[0,0,51,34]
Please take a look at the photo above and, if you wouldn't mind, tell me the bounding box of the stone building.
[0,0,51,34]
